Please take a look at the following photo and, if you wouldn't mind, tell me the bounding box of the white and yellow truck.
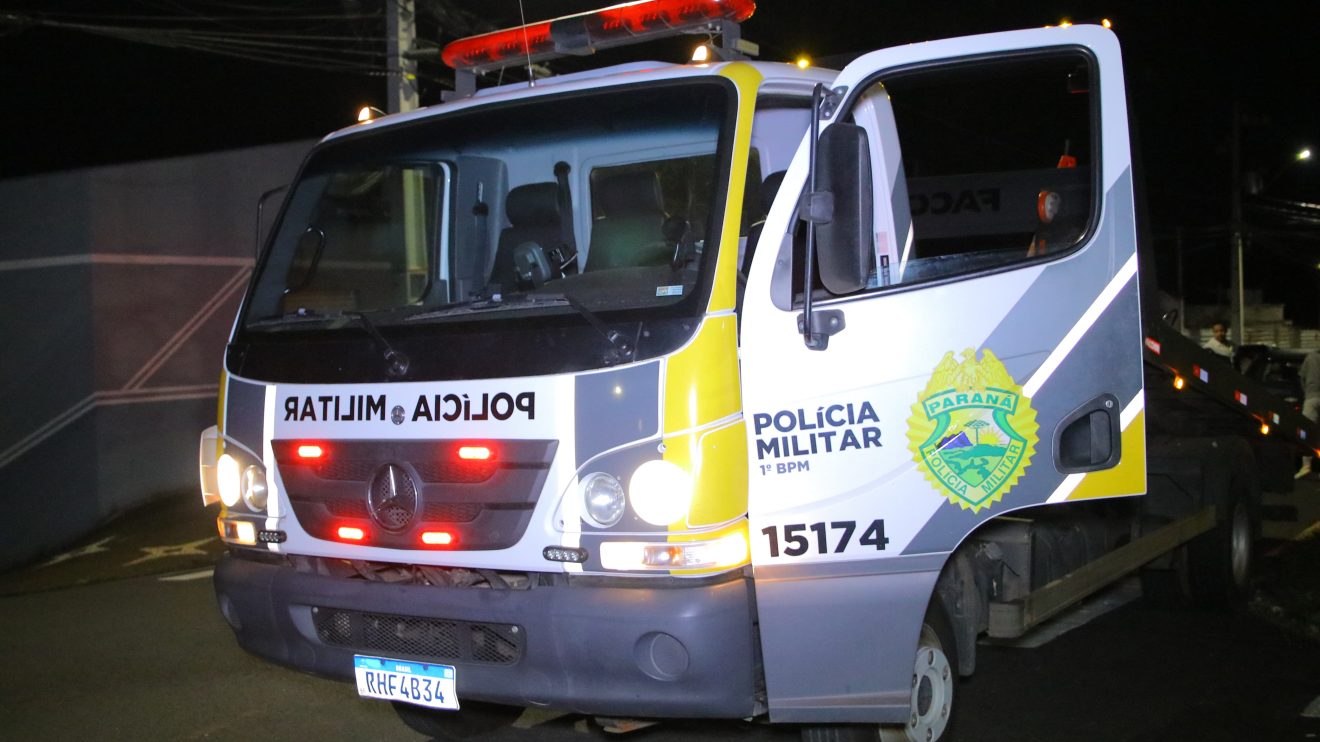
[200,3,1316,739]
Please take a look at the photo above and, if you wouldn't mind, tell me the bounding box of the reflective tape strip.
[1023,252,1138,400]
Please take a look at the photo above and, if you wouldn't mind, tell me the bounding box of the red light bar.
[337,526,366,541]
[297,444,325,459]
[421,531,456,547]
[442,0,756,72]
[458,445,493,461]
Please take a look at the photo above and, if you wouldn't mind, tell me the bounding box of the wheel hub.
[1230,502,1251,588]
[904,635,952,741]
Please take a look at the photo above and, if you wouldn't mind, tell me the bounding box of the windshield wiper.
[403,292,561,321]
[345,311,410,378]
[246,308,340,328]
[562,294,635,365]
[405,292,634,364]
[247,309,410,378]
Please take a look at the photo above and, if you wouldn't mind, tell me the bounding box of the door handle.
[1053,394,1121,473]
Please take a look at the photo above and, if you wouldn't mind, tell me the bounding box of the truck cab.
[200,5,1312,740]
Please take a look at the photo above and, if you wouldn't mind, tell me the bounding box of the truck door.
[740,26,1146,722]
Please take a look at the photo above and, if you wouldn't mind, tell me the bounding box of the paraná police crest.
[907,349,1038,513]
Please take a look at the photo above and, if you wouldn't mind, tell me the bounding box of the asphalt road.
[3,490,1320,741]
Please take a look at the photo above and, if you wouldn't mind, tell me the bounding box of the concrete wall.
[0,141,314,570]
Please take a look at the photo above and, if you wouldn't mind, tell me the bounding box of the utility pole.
[1229,100,1246,349]
[387,0,420,113]
[1176,227,1186,335]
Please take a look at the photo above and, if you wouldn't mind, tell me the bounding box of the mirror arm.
[255,184,289,258]
[802,83,824,350]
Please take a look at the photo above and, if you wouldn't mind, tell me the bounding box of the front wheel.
[800,599,960,742]
[879,600,959,742]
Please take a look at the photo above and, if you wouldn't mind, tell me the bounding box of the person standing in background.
[1203,321,1233,359]
[1297,348,1320,479]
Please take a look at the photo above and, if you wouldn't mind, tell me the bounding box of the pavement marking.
[123,537,217,566]
[159,568,216,582]
[38,536,116,568]
[1304,696,1320,719]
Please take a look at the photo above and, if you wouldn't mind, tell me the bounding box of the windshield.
[243,79,734,332]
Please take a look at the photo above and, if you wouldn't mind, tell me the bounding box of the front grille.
[275,438,556,550]
[312,608,522,664]
[414,461,496,484]
[325,498,369,518]
[313,460,494,484]
[302,498,485,523]
[422,502,483,522]
[315,460,379,481]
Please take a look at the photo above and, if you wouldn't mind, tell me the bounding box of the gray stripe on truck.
[901,276,1144,555]
[574,361,660,467]
[225,378,266,454]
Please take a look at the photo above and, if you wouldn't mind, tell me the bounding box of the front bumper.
[213,553,761,718]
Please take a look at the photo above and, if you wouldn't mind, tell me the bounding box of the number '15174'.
[761,519,888,558]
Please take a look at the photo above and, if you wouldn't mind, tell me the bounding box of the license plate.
[353,655,459,710]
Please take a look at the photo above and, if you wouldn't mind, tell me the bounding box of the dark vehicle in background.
[1236,344,1307,409]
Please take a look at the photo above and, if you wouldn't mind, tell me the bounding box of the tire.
[800,598,960,742]
[1185,482,1257,608]
[1141,436,1258,610]
[392,700,520,741]
[878,598,959,742]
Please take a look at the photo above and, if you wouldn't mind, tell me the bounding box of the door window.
[804,51,1098,299]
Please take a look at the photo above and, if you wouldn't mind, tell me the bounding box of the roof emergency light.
[441,0,756,75]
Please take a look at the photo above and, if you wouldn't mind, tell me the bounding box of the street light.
[1250,146,1314,194]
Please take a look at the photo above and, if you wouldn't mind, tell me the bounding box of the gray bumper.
[213,554,761,718]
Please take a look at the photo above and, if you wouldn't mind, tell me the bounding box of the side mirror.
[814,123,873,295]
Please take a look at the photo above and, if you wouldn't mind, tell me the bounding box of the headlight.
[581,472,625,528]
[628,459,692,526]
[242,465,268,511]
[217,453,242,508]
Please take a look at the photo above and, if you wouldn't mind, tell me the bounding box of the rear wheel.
[1186,483,1256,607]
[392,700,520,741]
[1141,437,1258,609]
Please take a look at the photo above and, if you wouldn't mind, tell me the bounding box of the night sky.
[3,0,1318,315]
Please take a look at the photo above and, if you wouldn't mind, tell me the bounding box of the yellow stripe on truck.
[663,314,741,434]
[707,62,764,314]
[662,314,746,530]
[652,62,763,562]
[1066,409,1147,501]
[686,420,749,527]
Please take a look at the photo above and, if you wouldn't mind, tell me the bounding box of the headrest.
[506,182,560,227]
[760,171,787,215]
[594,170,664,218]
